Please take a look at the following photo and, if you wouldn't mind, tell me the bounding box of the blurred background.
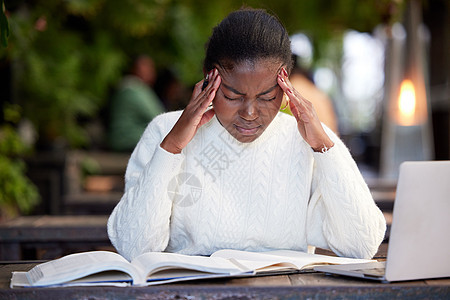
[0,0,448,223]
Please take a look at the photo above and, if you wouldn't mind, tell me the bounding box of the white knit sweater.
[108,111,386,261]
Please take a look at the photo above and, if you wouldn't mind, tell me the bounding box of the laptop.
[315,160,450,282]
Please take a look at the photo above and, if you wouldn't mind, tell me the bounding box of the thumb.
[289,100,301,121]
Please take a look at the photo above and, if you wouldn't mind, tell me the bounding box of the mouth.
[234,124,262,136]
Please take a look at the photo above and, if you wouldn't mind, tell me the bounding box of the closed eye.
[220,87,242,101]
[224,95,241,101]
[259,96,277,101]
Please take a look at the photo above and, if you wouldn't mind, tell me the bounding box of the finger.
[277,69,302,110]
[288,97,301,120]
[289,90,314,123]
[191,69,214,102]
[277,70,304,107]
[193,78,207,97]
[201,75,209,91]
[201,67,218,91]
[202,69,218,92]
[193,69,218,104]
[205,68,219,91]
[285,88,308,111]
[278,71,311,122]
[199,70,221,111]
[277,69,291,94]
[188,70,220,116]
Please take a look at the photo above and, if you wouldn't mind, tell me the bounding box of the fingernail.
[282,68,288,77]
[208,69,214,77]
[288,88,293,94]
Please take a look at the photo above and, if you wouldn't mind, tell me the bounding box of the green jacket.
[108,76,165,152]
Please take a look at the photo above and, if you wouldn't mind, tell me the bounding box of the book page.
[211,249,373,272]
[261,250,373,267]
[11,271,131,288]
[26,251,144,286]
[66,271,133,287]
[131,252,247,281]
[10,272,30,288]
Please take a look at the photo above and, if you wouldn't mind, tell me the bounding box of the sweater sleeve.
[306,126,386,259]
[107,113,184,261]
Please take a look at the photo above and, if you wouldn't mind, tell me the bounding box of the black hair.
[204,8,293,72]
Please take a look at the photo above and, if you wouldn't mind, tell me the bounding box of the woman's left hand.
[277,68,334,152]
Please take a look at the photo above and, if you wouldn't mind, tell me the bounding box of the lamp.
[380,0,434,179]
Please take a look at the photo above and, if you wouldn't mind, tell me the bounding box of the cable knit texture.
[108,111,386,261]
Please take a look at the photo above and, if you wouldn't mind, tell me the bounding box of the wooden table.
[0,235,448,299]
[1,262,449,299]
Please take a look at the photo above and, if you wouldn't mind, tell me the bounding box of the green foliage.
[0,1,9,47]
[3,2,126,147]
[0,105,40,218]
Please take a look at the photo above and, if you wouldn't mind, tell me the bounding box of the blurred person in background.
[107,55,165,152]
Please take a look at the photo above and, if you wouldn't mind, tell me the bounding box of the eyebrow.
[222,83,279,97]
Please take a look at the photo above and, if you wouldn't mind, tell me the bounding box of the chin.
[232,132,262,143]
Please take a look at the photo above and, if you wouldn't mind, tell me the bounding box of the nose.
[239,99,259,121]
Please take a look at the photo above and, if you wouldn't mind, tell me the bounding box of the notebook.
[314,160,450,282]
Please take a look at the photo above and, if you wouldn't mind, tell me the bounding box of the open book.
[11,249,372,287]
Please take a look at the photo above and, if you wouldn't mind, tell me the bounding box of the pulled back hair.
[204,8,293,72]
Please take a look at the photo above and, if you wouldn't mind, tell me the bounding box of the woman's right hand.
[160,68,221,154]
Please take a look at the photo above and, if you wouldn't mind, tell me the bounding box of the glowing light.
[397,79,416,126]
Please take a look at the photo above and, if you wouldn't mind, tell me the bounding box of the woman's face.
[213,59,284,143]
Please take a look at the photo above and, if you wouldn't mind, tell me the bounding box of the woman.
[108,8,386,261]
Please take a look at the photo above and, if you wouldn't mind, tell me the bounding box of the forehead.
[218,59,282,93]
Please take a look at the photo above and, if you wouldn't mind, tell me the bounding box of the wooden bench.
[63,151,129,214]
[0,215,112,261]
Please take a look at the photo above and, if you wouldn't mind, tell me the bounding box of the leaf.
[0,0,10,47]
